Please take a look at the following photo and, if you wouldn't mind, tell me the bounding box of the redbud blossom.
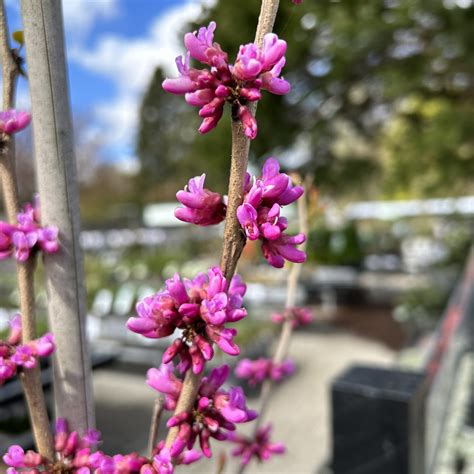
[163,22,290,139]
[235,357,295,386]
[271,306,313,327]
[3,419,120,473]
[148,363,257,458]
[0,197,59,263]
[174,157,306,268]
[228,424,285,465]
[0,314,55,386]
[0,110,31,135]
[127,268,247,374]
[175,174,226,225]
[237,158,306,268]
[140,441,201,473]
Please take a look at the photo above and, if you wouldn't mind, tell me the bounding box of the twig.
[0,0,54,459]
[164,0,282,452]
[215,451,227,474]
[148,397,165,457]
[237,177,309,474]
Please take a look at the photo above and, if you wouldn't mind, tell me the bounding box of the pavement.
[93,330,396,474]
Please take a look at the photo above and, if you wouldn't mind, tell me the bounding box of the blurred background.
[1,0,474,473]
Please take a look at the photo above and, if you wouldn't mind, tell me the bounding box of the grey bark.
[21,0,95,433]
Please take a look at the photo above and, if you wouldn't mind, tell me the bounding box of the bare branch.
[148,397,165,457]
[0,0,54,458]
[164,0,282,453]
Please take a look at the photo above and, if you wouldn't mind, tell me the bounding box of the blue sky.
[5,0,214,172]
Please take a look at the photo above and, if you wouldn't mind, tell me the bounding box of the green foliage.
[307,221,363,266]
[136,0,474,202]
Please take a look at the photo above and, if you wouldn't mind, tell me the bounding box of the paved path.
[93,330,396,473]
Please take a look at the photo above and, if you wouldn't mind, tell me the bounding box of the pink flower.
[237,105,257,140]
[0,315,55,385]
[143,441,201,473]
[0,197,60,262]
[0,221,15,260]
[37,226,59,254]
[11,345,36,369]
[3,445,43,469]
[149,364,256,459]
[0,357,16,383]
[214,386,258,423]
[271,306,313,327]
[146,363,183,410]
[235,358,295,386]
[175,174,226,226]
[11,230,37,262]
[127,268,247,374]
[236,158,306,268]
[229,424,285,465]
[30,333,55,357]
[7,314,22,345]
[0,110,31,135]
[163,22,290,139]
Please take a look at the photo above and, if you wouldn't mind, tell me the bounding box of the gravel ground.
[93,331,396,473]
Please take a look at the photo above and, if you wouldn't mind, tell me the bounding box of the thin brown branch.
[164,0,282,453]
[214,451,227,474]
[148,397,165,457]
[219,119,250,280]
[0,0,54,459]
[0,0,17,110]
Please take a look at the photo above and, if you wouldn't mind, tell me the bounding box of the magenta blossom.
[146,363,183,410]
[271,306,313,328]
[0,314,55,386]
[228,424,285,466]
[3,419,118,473]
[237,157,306,267]
[150,364,256,458]
[0,221,15,260]
[175,174,226,225]
[139,441,201,474]
[163,22,290,139]
[0,110,31,135]
[173,157,306,268]
[0,197,59,262]
[235,357,295,386]
[127,268,247,374]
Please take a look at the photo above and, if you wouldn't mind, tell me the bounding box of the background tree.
[136,0,474,204]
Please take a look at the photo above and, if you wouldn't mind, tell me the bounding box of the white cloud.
[69,0,215,168]
[62,0,120,39]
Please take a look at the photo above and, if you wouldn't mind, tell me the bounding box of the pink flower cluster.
[271,306,313,328]
[4,418,108,473]
[127,267,247,374]
[4,418,201,474]
[228,424,285,466]
[148,363,257,459]
[142,441,201,473]
[175,157,306,268]
[235,357,295,387]
[162,22,290,139]
[0,314,55,385]
[175,174,226,226]
[237,158,306,267]
[0,197,59,262]
[0,110,31,135]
